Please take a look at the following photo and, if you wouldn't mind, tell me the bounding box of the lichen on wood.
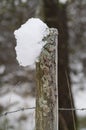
[36,28,58,130]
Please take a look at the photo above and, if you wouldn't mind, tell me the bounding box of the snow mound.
[14,18,49,66]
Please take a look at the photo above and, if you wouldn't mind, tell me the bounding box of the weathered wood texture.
[36,28,58,130]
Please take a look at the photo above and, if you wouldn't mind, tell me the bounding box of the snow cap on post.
[14,18,49,67]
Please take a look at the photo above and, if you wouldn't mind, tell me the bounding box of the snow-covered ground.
[0,83,35,130]
[70,59,86,130]
[0,64,36,130]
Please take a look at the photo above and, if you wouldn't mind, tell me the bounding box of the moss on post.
[36,28,58,130]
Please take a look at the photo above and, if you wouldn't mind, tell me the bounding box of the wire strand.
[1,107,86,118]
[59,108,86,111]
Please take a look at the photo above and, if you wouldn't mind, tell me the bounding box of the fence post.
[36,28,58,130]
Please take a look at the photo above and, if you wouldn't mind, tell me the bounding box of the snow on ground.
[70,61,86,117]
[0,83,35,130]
[14,18,49,66]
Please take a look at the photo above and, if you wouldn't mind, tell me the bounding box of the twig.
[65,70,77,130]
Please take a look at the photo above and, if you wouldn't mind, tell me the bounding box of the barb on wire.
[0,107,35,118]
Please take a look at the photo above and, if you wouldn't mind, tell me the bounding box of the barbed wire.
[0,107,35,118]
[0,107,86,118]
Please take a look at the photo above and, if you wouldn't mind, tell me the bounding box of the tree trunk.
[36,0,76,130]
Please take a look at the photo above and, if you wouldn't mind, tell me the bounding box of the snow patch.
[74,89,86,117]
[14,18,49,67]
[59,0,67,3]
[0,65,5,75]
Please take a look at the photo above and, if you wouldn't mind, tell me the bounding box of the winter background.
[0,0,86,130]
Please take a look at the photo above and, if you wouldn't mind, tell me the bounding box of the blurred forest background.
[0,0,86,130]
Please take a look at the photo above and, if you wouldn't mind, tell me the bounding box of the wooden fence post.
[36,28,58,130]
